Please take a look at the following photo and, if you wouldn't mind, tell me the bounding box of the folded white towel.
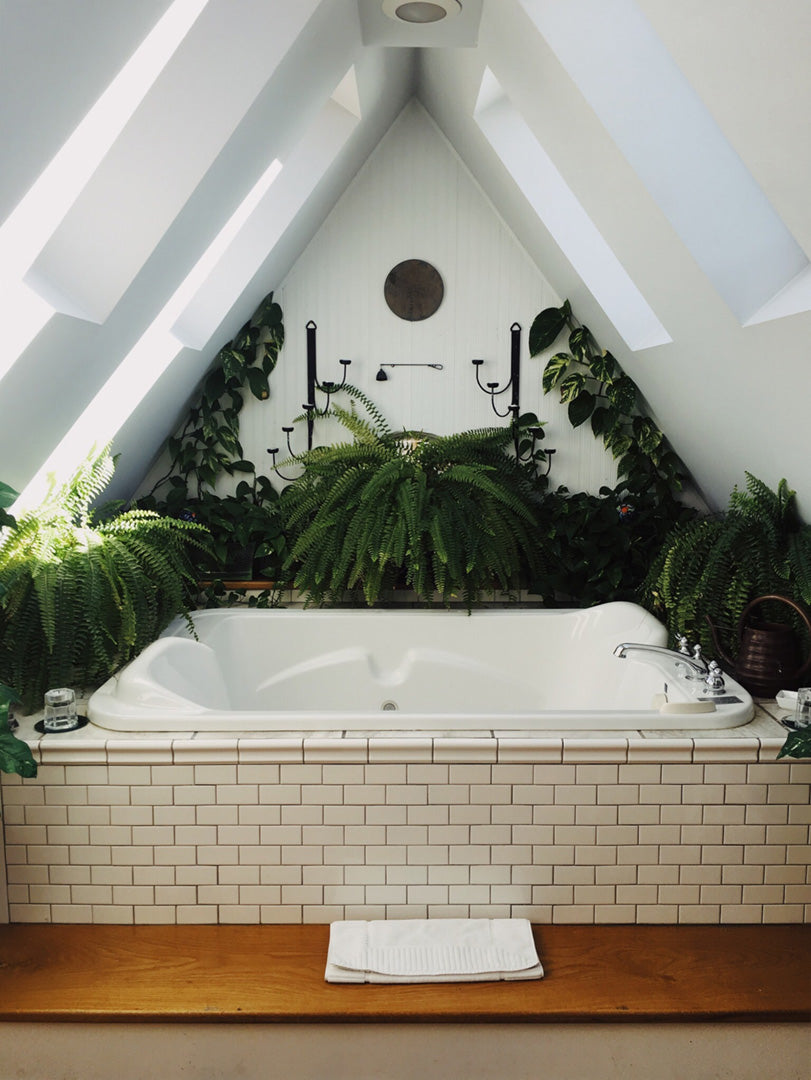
[325,918,543,984]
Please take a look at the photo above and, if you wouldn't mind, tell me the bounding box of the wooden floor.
[0,923,809,1025]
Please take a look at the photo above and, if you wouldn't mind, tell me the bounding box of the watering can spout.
[705,615,735,671]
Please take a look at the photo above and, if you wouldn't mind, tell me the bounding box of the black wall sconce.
[268,320,351,480]
[471,322,545,463]
[472,322,523,420]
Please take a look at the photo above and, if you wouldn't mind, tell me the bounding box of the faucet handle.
[704,660,726,695]
[677,634,691,655]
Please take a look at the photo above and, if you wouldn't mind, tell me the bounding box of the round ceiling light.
[382,1,462,24]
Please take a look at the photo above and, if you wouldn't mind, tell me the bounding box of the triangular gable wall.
[229,100,620,497]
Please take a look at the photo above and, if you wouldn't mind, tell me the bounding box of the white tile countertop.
[5,701,796,766]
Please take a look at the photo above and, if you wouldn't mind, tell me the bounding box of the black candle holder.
[268,320,351,479]
[472,322,544,462]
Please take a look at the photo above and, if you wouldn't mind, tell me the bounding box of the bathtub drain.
[380,700,398,711]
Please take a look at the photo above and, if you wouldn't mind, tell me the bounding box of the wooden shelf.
[0,924,808,1025]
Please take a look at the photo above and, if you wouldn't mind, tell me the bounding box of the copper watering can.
[706,594,811,698]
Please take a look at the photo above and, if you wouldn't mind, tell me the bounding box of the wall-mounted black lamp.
[376,362,444,381]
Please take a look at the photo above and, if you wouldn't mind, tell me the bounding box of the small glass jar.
[793,687,811,730]
[43,687,80,732]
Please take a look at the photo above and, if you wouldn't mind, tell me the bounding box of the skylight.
[475,69,671,351]
[171,70,362,350]
[15,153,284,513]
[519,0,810,325]
[0,0,209,383]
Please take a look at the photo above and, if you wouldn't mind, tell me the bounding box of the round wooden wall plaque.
[384,260,444,321]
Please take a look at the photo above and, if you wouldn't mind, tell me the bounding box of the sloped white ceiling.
[1,0,809,516]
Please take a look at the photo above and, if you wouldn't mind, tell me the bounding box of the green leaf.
[245,366,270,400]
[777,728,811,759]
[635,417,664,456]
[606,374,638,415]
[203,368,226,404]
[542,353,572,393]
[0,480,19,510]
[568,390,595,428]
[0,729,37,777]
[590,406,610,437]
[568,326,591,360]
[605,430,634,458]
[220,349,246,381]
[559,371,586,404]
[589,350,616,384]
[529,306,568,355]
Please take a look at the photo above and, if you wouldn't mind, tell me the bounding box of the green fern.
[280,406,546,607]
[643,474,811,654]
[0,450,209,711]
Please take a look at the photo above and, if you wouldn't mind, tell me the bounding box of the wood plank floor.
[1,924,809,1024]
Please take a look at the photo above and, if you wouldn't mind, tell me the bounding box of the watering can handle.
[738,594,811,681]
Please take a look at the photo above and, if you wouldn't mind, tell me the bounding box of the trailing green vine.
[139,292,288,586]
[526,299,695,605]
[529,300,687,497]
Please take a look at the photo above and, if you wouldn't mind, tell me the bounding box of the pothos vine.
[525,299,695,605]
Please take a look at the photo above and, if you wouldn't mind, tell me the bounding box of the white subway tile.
[427,865,469,884]
[692,740,759,762]
[434,739,497,763]
[626,739,692,763]
[106,742,173,764]
[304,738,367,763]
[367,739,432,763]
[237,739,302,763]
[302,784,344,805]
[678,905,721,923]
[564,742,627,764]
[497,738,562,763]
[9,904,51,922]
[176,905,218,923]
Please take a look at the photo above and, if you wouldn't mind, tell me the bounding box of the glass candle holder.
[43,687,80,732]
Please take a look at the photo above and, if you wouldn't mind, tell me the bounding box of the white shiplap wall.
[239,100,618,494]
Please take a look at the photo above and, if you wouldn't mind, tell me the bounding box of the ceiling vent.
[382,1,461,23]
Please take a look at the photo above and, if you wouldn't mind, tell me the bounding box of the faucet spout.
[613,642,709,678]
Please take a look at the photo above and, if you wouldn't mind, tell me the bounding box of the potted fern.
[0,450,208,713]
[643,473,811,656]
[280,400,546,607]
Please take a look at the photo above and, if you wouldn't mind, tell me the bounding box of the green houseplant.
[0,450,208,712]
[643,473,811,655]
[527,300,695,605]
[140,291,287,589]
[280,400,547,607]
[0,482,37,775]
[0,682,36,777]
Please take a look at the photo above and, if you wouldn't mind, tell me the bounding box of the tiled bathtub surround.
[1,713,809,926]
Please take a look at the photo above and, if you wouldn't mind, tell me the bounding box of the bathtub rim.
[85,603,755,733]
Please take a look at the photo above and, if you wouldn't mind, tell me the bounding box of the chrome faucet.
[613,642,709,679]
[613,641,727,695]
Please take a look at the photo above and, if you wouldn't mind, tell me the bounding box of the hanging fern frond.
[0,450,209,711]
[279,408,545,608]
[643,474,811,655]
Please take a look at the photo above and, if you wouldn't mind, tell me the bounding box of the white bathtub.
[87,603,754,732]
